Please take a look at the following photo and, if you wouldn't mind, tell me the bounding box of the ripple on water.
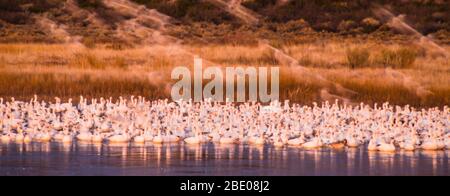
[0,142,448,176]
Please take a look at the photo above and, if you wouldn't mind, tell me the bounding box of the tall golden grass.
[0,41,448,107]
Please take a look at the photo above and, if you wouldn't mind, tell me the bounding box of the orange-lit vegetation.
[0,40,448,107]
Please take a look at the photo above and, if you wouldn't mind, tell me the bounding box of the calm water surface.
[0,142,448,176]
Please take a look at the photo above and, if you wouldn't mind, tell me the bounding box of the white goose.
[0,96,447,154]
[76,132,93,142]
[109,132,130,143]
[184,124,202,144]
[378,140,396,152]
[92,133,104,143]
[303,137,323,149]
[287,133,305,146]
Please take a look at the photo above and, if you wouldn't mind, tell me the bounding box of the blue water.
[0,142,448,176]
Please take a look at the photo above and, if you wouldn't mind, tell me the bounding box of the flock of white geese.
[0,96,448,152]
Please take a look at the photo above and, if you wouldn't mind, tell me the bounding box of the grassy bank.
[0,41,448,107]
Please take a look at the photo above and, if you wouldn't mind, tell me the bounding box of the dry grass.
[0,40,448,107]
[375,47,418,69]
[346,47,370,69]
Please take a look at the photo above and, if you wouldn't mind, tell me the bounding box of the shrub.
[85,54,105,69]
[337,20,357,32]
[241,0,277,11]
[277,19,310,33]
[0,11,29,24]
[81,37,96,49]
[361,17,381,32]
[378,47,417,69]
[185,3,234,24]
[77,0,104,9]
[132,0,234,23]
[313,21,335,32]
[396,48,417,68]
[361,17,380,26]
[346,47,370,69]
[28,0,62,13]
[0,0,21,12]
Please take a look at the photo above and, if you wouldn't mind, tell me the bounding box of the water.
[0,142,448,176]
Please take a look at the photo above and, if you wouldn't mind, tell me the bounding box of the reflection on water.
[0,142,448,176]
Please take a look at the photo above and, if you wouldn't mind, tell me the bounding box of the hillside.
[0,0,449,45]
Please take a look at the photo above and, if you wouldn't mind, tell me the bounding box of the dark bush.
[77,0,104,9]
[0,0,22,12]
[0,11,29,24]
[28,0,62,13]
[241,0,278,11]
[0,0,62,24]
[337,20,357,32]
[360,17,381,32]
[132,0,234,23]
[185,3,234,24]
[277,19,310,33]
